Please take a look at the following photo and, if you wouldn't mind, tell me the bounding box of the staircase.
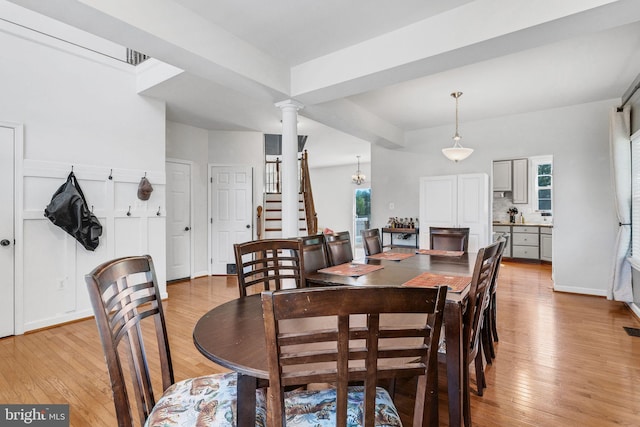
[262,193,308,239]
[258,150,318,239]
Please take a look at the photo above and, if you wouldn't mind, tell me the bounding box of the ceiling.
[8,0,640,167]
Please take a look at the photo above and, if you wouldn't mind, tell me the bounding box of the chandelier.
[352,156,366,185]
[442,91,473,162]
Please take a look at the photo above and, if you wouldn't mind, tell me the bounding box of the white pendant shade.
[442,91,473,162]
[442,142,473,162]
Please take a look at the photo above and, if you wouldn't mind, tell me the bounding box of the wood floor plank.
[0,262,639,426]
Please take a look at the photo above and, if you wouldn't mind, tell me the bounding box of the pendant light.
[352,155,366,185]
[442,91,473,162]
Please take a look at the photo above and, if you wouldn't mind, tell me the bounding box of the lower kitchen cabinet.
[540,227,552,262]
[492,224,552,262]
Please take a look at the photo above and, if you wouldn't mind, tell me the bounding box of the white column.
[275,99,304,238]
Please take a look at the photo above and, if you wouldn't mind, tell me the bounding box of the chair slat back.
[234,238,305,297]
[85,255,172,427]
[300,234,329,274]
[262,285,448,427]
[466,241,501,359]
[325,231,354,265]
[361,228,382,256]
[429,227,470,252]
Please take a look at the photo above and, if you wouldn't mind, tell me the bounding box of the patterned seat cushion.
[145,372,267,426]
[283,386,402,426]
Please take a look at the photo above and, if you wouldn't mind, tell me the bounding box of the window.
[531,156,553,212]
[353,188,371,247]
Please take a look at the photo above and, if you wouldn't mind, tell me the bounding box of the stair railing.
[256,205,263,240]
[300,150,318,235]
[265,158,281,193]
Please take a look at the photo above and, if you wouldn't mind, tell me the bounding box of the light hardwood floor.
[1,262,639,426]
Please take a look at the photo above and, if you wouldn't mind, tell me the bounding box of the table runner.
[366,252,415,261]
[416,249,464,257]
[317,263,384,277]
[401,272,471,293]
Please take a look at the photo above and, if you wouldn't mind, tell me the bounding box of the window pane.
[538,189,551,198]
[538,164,552,175]
[538,176,551,186]
[539,200,551,210]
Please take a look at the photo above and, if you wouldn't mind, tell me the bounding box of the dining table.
[193,248,475,427]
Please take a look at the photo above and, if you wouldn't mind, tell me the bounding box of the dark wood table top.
[193,249,475,378]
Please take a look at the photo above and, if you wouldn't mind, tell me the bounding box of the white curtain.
[609,105,632,301]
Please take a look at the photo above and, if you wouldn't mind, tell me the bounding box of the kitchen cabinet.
[493,224,552,261]
[419,173,489,253]
[540,227,552,261]
[512,226,539,259]
[493,160,512,191]
[512,158,528,204]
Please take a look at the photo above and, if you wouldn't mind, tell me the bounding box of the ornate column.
[275,99,304,238]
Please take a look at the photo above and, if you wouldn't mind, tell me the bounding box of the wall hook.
[71,165,74,172]
[156,206,161,216]
[144,171,147,178]
[126,206,131,216]
[108,169,113,180]
[91,205,94,213]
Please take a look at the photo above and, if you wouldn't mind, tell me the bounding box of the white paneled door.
[210,166,253,274]
[166,161,191,281]
[0,126,15,337]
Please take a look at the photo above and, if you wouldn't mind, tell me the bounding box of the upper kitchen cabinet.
[493,160,512,191]
[512,158,528,204]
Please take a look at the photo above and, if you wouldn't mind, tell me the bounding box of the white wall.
[371,99,618,296]
[310,162,372,234]
[166,121,209,276]
[1,17,166,332]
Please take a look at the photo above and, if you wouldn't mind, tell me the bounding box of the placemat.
[401,272,471,293]
[317,263,384,277]
[366,252,415,261]
[416,249,464,257]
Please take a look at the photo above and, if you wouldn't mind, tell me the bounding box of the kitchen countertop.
[493,222,553,228]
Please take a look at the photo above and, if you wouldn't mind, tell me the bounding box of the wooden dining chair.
[234,238,305,297]
[438,240,501,427]
[324,230,354,265]
[361,228,383,256]
[482,237,507,363]
[85,255,267,427]
[262,285,448,427]
[300,234,330,286]
[429,227,470,252]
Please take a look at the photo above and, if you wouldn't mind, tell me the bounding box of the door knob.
[184,227,191,231]
[246,225,251,229]
[0,239,10,247]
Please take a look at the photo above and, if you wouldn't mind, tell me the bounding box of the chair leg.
[474,351,486,396]
[482,319,494,364]
[491,293,499,342]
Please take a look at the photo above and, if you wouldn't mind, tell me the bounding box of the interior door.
[210,166,253,274]
[0,126,15,337]
[419,175,457,248]
[166,161,191,281]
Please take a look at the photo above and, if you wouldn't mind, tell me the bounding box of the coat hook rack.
[108,169,113,180]
[156,206,161,216]
[126,206,131,216]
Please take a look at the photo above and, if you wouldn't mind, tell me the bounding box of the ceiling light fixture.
[442,91,473,162]
[352,155,366,185]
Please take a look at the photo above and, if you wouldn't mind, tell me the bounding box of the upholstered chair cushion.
[145,372,267,427]
[282,386,402,426]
